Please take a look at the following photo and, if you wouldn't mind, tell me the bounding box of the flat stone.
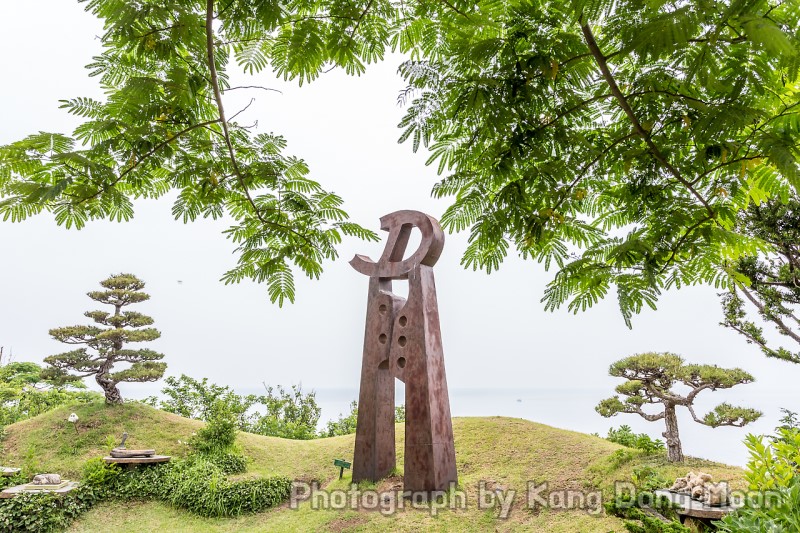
[0,468,20,477]
[0,481,79,499]
[654,489,740,519]
[110,448,156,458]
[103,455,171,464]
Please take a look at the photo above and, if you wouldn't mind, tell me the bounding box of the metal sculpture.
[351,210,457,493]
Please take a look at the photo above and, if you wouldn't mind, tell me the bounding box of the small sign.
[333,458,351,479]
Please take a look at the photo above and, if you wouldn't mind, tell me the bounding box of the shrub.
[81,458,121,491]
[188,402,248,475]
[606,425,666,454]
[717,421,800,532]
[605,491,689,533]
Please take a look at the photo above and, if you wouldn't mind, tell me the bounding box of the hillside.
[0,402,745,532]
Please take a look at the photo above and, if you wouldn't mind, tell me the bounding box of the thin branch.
[72,119,222,205]
[738,282,800,344]
[580,20,715,217]
[224,85,283,95]
[552,132,637,211]
[205,0,313,246]
[659,215,714,274]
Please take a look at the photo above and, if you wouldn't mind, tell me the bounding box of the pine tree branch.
[580,20,715,218]
[629,405,666,422]
[738,282,800,344]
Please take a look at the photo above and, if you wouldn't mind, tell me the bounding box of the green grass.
[0,403,746,532]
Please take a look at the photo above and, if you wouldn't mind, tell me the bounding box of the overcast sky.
[1,2,797,465]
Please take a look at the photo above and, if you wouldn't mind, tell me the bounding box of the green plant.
[247,384,321,440]
[41,274,167,404]
[154,374,258,427]
[3,1,798,324]
[596,352,762,461]
[631,466,670,492]
[717,428,800,531]
[323,400,358,437]
[21,444,39,478]
[607,425,666,454]
[190,403,238,456]
[0,0,379,306]
[81,457,121,488]
[606,491,689,533]
[323,400,406,437]
[154,375,321,440]
[721,199,800,365]
[188,401,249,475]
[0,361,99,429]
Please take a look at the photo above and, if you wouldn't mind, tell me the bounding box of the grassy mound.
[0,402,744,532]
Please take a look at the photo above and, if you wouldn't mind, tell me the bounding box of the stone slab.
[0,481,79,499]
[654,489,740,519]
[103,455,171,465]
[0,468,20,477]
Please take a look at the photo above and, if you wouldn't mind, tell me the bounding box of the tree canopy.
[1,0,798,318]
[596,352,762,461]
[43,273,167,404]
[722,198,800,363]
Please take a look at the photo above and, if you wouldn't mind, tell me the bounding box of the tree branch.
[580,20,714,217]
[205,0,313,246]
[739,282,800,344]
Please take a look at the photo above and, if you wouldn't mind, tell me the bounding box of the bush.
[188,402,248,475]
[606,425,666,453]
[323,400,406,437]
[109,459,291,518]
[717,419,800,532]
[153,375,322,440]
[605,491,689,533]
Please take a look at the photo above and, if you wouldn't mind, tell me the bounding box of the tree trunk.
[96,372,123,404]
[662,404,684,462]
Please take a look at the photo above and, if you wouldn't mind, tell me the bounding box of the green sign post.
[333,459,351,480]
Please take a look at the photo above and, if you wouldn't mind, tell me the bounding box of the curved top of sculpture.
[350,210,445,279]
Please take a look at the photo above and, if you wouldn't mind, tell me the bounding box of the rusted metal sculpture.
[351,210,457,493]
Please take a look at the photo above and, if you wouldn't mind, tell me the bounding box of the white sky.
[0,1,797,464]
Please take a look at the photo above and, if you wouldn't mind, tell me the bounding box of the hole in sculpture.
[398,336,407,347]
[401,227,422,261]
[378,304,387,314]
[397,357,406,368]
[378,360,389,369]
[399,316,407,327]
[392,279,409,300]
[379,333,387,344]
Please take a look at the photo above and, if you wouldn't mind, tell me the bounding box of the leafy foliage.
[147,374,257,428]
[596,352,761,461]
[42,274,166,404]
[247,384,321,440]
[396,0,800,325]
[606,425,665,454]
[0,455,292,531]
[0,0,386,305]
[0,361,99,428]
[151,374,321,439]
[721,198,800,364]
[605,491,689,533]
[323,399,405,437]
[717,421,800,532]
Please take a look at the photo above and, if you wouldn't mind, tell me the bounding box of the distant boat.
[516,399,522,402]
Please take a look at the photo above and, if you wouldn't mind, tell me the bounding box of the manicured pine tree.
[42,274,166,404]
[596,352,762,462]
